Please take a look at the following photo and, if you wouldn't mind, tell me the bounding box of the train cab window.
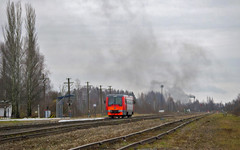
[108,96,122,106]
[115,97,122,106]
[108,97,114,106]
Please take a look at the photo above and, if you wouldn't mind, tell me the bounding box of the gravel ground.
[0,119,61,127]
[0,115,195,150]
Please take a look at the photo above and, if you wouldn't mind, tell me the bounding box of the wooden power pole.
[64,78,73,117]
[86,82,90,117]
[108,86,112,94]
[42,74,48,110]
[99,85,103,116]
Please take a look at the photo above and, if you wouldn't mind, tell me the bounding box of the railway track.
[69,114,207,150]
[0,118,106,131]
[0,114,175,144]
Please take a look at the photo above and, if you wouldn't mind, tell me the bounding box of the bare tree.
[0,43,3,100]
[0,43,3,99]
[2,1,23,118]
[24,4,44,117]
[0,43,8,117]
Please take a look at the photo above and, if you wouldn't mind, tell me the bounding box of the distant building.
[0,100,12,118]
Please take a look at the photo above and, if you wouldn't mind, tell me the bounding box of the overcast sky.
[0,0,240,103]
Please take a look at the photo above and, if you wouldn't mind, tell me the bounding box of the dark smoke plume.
[82,1,212,103]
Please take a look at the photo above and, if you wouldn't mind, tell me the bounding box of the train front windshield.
[108,96,122,106]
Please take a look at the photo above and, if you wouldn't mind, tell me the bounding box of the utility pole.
[3,91,6,118]
[160,85,164,110]
[38,104,40,118]
[42,74,48,113]
[108,86,112,94]
[86,82,90,117]
[154,95,156,112]
[64,78,73,117]
[99,85,103,116]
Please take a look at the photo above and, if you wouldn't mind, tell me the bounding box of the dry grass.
[139,113,240,150]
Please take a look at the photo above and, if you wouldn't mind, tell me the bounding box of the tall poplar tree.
[2,1,23,118]
[24,4,44,117]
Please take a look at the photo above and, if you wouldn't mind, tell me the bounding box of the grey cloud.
[193,85,227,94]
[0,0,240,103]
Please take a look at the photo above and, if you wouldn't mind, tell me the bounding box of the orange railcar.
[106,94,134,118]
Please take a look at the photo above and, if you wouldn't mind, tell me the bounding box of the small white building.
[159,110,165,113]
[0,100,12,118]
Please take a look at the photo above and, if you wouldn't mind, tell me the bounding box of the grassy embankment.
[139,113,240,150]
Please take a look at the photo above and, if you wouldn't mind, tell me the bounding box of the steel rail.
[0,115,170,143]
[0,115,164,131]
[117,115,205,150]
[0,115,163,137]
[69,114,206,150]
[0,118,107,131]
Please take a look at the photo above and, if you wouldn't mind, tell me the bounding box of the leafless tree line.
[55,82,225,117]
[134,92,224,114]
[224,94,240,116]
[0,1,49,118]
